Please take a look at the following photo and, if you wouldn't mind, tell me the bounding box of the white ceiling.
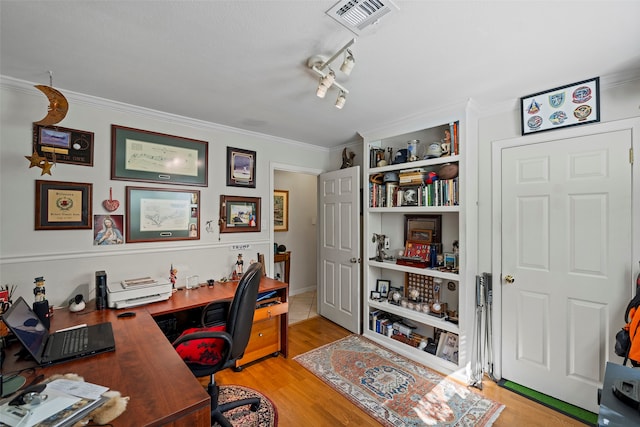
[2,1,639,149]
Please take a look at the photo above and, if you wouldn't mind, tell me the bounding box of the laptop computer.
[1,296,116,366]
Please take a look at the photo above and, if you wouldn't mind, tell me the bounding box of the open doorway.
[271,163,322,324]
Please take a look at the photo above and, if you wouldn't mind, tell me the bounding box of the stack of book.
[399,168,427,186]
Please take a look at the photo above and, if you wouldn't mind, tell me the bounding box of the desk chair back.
[225,261,262,361]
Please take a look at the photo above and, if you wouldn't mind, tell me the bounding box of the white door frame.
[490,117,640,381]
[270,162,323,286]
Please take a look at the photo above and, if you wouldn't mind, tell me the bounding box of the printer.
[107,277,173,309]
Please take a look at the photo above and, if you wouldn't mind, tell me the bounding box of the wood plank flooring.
[216,316,587,426]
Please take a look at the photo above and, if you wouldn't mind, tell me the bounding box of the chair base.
[210,383,261,427]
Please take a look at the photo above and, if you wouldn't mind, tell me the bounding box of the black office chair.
[173,262,263,427]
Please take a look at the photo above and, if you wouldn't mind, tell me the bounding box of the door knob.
[504,274,515,284]
[350,257,360,263]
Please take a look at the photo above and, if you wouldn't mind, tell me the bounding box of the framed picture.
[33,124,94,166]
[444,253,457,270]
[404,241,430,260]
[35,180,92,230]
[404,214,442,244]
[219,195,261,233]
[436,332,459,364]
[126,187,200,243]
[376,279,390,298]
[93,214,124,245]
[274,189,289,232]
[370,291,381,300]
[400,186,420,206]
[520,77,600,135]
[227,147,256,188]
[111,125,208,186]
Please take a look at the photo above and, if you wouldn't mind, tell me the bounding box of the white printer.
[107,277,173,309]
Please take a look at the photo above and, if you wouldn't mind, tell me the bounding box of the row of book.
[369,178,459,208]
[448,121,460,156]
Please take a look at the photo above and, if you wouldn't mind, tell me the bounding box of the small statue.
[33,276,46,302]
[169,264,178,290]
[341,147,356,169]
[371,233,386,262]
[235,253,244,277]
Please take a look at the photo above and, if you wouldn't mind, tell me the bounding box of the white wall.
[273,170,318,295]
[0,78,334,307]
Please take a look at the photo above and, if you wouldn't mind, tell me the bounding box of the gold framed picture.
[274,189,289,232]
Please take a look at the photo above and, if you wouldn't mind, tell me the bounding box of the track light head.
[316,80,328,98]
[320,69,336,88]
[340,49,355,75]
[335,91,346,109]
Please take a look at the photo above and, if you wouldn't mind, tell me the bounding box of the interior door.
[501,128,632,412]
[318,166,361,333]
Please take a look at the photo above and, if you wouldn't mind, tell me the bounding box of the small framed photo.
[227,147,256,188]
[520,77,600,135]
[376,279,390,298]
[444,252,457,269]
[219,195,261,233]
[370,291,381,300]
[401,186,420,206]
[35,180,92,230]
[33,124,94,166]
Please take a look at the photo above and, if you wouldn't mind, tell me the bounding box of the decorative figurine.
[235,253,244,277]
[33,276,46,302]
[169,264,178,291]
[371,233,386,262]
[341,147,356,169]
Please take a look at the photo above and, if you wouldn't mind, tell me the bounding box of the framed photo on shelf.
[370,291,381,300]
[404,214,442,244]
[219,195,261,233]
[436,332,459,364]
[520,77,600,135]
[273,189,289,232]
[376,279,391,298]
[35,180,92,230]
[226,147,256,188]
[126,187,200,243]
[33,124,94,166]
[111,125,208,186]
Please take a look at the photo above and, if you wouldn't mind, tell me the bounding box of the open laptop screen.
[2,297,48,357]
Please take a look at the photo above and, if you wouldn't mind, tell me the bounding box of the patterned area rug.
[294,334,504,426]
[216,385,278,427]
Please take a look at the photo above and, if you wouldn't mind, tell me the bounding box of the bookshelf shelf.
[361,102,477,375]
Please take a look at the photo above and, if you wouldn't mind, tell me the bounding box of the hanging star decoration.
[25,151,54,175]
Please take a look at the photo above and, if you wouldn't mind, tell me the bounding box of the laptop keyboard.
[61,327,89,355]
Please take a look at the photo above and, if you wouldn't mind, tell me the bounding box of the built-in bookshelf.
[361,103,477,376]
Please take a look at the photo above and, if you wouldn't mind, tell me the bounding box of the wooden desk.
[3,277,288,427]
[274,251,291,284]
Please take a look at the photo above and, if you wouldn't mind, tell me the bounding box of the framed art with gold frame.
[219,195,261,233]
[273,189,288,232]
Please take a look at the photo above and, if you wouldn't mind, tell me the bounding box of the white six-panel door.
[318,166,361,333]
[501,128,632,412]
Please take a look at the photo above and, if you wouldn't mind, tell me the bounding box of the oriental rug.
[216,385,278,427]
[294,334,504,427]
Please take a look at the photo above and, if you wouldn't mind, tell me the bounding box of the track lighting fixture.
[340,49,355,75]
[335,91,346,109]
[307,38,356,108]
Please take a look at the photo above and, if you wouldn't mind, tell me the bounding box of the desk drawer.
[236,317,280,367]
[254,301,288,322]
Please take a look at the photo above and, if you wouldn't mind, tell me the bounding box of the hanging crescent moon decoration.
[34,84,68,126]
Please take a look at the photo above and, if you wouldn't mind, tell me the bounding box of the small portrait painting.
[94,215,124,245]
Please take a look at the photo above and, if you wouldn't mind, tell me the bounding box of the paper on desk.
[46,379,108,401]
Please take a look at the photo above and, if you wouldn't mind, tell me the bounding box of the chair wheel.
[272,351,279,357]
[233,366,243,372]
[250,402,260,411]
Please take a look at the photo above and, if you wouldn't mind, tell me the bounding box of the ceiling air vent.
[326,0,399,35]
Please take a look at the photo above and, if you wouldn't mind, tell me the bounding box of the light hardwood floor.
[216,316,587,426]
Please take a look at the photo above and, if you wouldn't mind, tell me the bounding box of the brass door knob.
[504,275,515,284]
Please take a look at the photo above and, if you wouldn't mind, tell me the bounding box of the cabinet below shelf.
[368,260,459,280]
[368,299,459,334]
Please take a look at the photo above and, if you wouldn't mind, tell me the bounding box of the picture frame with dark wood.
[111,125,208,186]
[404,214,442,244]
[219,195,261,233]
[33,124,94,166]
[273,189,289,232]
[520,77,600,135]
[35,180,92,230]
[376,279,391,298]
[126,186,200,243]
[226,146,256,188]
